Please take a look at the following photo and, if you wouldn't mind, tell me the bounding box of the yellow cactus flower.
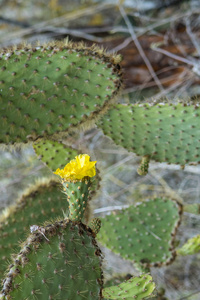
[54,154,96,181]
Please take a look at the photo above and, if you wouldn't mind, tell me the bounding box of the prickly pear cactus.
[177,234,200,256]
[0,219,104,300]
[98,198,182,268]
[102,274,155,300]
[33,139,101,196]
[0,179,67,276]
[0,41,122,145]
[97,103,200,165]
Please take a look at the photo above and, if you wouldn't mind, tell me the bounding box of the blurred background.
[0,1,200,299]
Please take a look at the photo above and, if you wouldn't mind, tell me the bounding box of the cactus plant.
[0,219,104,300]
[103,274,156,300]
[0,41,123,145]
[97,103,200,166]
[1,154,156,300]
[98,198,182,268]
[0,154,99,276]
[0,220,156,300]
[1,37,198,299]
[1,154,101,298]
[0,178,67,276]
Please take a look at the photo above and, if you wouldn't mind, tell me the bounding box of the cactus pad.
[98,198,182,268]
[0,179,67,276]
[177,234,200,256]
[61,179,91,221]
[97,103,200,165]
[183,203,200,215]
[33,139,79,171]
[0,219,103,300]
[0,41,122,144]
[102,274,155,300]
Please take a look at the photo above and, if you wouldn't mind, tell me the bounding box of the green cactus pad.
[97,103,200,165]
[98,198,182,268]
[183,203,200,215]
[33,139,79,171]
[0,219,103,300]
[177,234,200,256]
[102,274,155,300]
[33,139,101,196]
[0,41,122,145]
[62,179,91,221]
[0,179,67,276]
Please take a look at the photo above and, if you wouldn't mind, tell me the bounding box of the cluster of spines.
[89,218,102,236]
[137,155,150,176]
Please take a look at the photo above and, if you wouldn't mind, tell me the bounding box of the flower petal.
[54,154,96,181]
